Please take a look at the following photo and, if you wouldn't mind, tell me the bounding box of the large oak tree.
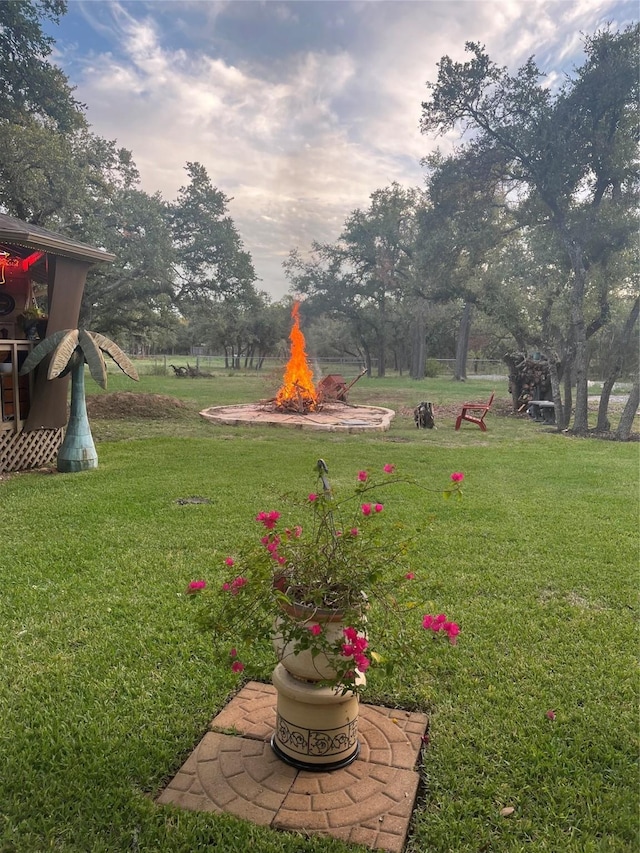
[421,25,639,432]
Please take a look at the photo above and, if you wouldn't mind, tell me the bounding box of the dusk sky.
[47,1,637,298]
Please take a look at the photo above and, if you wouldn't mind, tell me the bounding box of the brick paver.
[157,681,428,852]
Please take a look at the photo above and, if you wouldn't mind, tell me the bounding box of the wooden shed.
[0,214,115,473]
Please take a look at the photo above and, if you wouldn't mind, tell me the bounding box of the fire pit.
[199,401,394,433]
[200,302,395,433]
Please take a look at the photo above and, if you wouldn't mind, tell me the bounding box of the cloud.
[60,0,637,298]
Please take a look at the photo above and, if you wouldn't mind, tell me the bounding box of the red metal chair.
[455,391,495,432]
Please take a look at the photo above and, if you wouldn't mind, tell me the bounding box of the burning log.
[276,383,320,414]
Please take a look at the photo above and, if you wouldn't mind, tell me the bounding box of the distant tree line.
[0,2,637,435]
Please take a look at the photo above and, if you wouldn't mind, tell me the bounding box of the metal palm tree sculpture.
[20,329,139,472]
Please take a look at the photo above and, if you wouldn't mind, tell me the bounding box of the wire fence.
[133,354,510,378]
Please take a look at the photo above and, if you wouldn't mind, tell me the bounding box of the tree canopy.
[420,24,639,431]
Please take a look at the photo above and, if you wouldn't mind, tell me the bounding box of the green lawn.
[1,373,637,852]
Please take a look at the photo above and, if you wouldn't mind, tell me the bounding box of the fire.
[275,302,318,413]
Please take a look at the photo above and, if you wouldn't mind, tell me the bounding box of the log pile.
[274,382,320,414]
[503,352,553,412]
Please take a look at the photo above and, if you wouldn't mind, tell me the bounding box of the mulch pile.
[85,392,191,420]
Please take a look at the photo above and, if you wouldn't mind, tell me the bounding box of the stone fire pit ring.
[199,402,395,433]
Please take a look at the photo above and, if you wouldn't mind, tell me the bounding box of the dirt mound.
[86,392,191,420]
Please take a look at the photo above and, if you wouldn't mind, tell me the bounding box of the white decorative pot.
[271,662,363,770]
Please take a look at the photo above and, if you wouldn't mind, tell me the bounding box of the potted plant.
[18,306,48,340]
[187,459,464,770]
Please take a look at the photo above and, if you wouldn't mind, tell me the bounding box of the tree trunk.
[377,294,386,378]
[454,303,472,381]
[596,297,639,432]
[377,346,385,377]
[57,361,98,473]
[548,357,565,430]
[567,249,589,433]
[360,340,373,377]
[615,380,639,440]
[410,301,427,379]
[563,366,573,429]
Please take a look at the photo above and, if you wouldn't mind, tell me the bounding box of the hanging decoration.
[0,252,9,285]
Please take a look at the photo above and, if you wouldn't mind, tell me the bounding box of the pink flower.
[256,510,280,529]
[374,503,383,513]
[186,580,206,593]
[405,572,415,580]
[341,629,368,659]
[294,526,303,537]
[230,648,237,657]
[350,528,359,537]
[422,614,434,630]
[308,624,322,636]
[446,622,460,644]
[546,709,556,720]
[357,470,368,482]
[354,654,370,672]
[353,636,368,653]
[224,576,248,595]
[361,503,372,516]
[383,464,395,474]
[231,660,245,673]
[308,493,318,502]
[450,472,464,482]
[428,613,447,632]
[224,557,234,567]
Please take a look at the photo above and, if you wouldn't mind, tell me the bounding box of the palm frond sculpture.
[20,329,139,472]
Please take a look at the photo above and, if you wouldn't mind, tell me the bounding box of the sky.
[47,0,637,299]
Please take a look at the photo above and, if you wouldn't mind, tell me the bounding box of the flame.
[275,302,318,411]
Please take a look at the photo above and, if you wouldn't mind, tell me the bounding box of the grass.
[0,373,638,852]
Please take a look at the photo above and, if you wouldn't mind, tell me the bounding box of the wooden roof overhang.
[0,213,115,269]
